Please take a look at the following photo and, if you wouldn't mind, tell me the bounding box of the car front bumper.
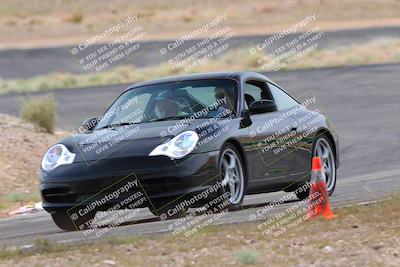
[40,151,220,213]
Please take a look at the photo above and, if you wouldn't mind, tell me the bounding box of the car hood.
[63,119,222,162]
[79,121,188,145]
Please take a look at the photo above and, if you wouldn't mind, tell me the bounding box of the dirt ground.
[0,196,399,266]
[0,114,66,215]
[0,0,400,49]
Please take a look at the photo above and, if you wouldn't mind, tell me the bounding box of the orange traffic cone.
[308,157,335,220]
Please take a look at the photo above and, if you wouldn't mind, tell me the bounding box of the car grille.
[41,187,77,203]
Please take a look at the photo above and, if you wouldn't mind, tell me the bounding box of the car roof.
[125,71,278,91]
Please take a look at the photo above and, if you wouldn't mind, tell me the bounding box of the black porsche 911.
[40,71,339,231]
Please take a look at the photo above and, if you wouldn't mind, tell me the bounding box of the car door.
[268,83,308,180]
[244,80,297,186]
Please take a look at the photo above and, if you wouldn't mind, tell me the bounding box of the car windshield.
[95,79,237,129]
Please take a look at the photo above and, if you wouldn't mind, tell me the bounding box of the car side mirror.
[249,100,277,114]
[82,117,98,131]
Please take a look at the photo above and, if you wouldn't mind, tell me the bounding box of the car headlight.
[149,131,199,159]
[41,144,76,171]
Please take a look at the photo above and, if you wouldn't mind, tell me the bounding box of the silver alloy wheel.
[313,137,336,192]
[220,148,245,205]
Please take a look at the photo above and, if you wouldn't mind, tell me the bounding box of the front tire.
[149,201,188,220]
[51,210,96,231]
[295,134,337,200]
[217,143,246,211]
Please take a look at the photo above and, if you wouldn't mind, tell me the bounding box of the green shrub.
[6,191,40,203]
[234,249,259,265]
[6,192,23,203]
[21,95,55,133]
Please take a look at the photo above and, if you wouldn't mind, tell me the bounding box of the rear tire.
[51,211,96,231]
[295,134,337,200]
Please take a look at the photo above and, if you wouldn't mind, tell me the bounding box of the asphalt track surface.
[1,26,400,79]
[0,62,399,248]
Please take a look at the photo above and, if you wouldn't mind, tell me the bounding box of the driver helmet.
[154,91,179,119]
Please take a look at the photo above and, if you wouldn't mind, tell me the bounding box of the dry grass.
[0,0,400,49]
[286,37,400,69]
[63,11,84,24]
[0,38,399,95]
[0,196,399,266]
[21,95,55,133]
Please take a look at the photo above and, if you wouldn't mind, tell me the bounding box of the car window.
[268,83,299,111]
[184,86,216,106]
[243,81,272,108]
[101,92,151,125]
[95,79,238,129]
